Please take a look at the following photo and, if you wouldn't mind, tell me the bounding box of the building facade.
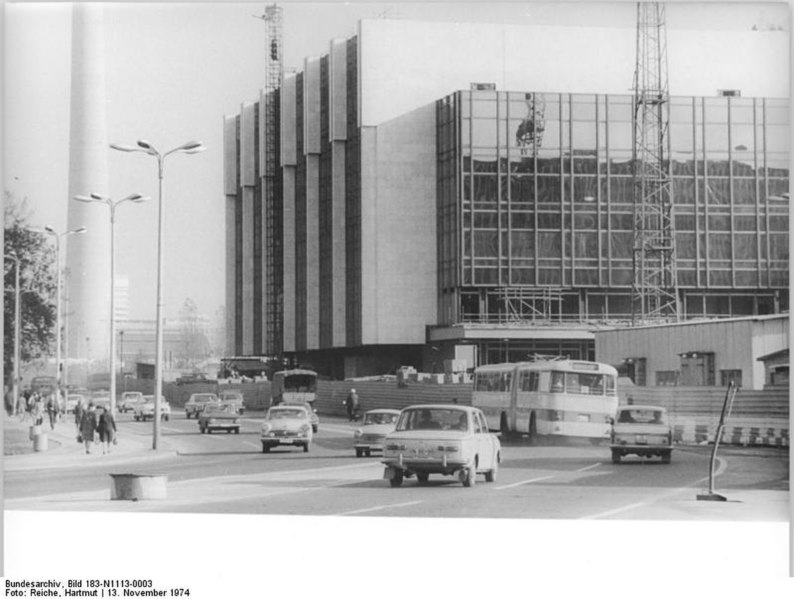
[224,19,789,379]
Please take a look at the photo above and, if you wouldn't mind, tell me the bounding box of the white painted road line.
[583,456,729,520]
[495,475,556,490]
[575,463,603,472]
[334,501,423,516]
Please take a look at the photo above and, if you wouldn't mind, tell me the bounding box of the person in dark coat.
[343,389,360,421]
[74,398,85,434]
[45,393,59,430]
[79,403,98,454]
[96,407,117,454]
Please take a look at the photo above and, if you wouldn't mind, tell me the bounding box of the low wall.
[151,377,787,447]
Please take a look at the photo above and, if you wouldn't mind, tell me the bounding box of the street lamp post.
[73,193,147,415]
[41,226,87,409]
[5,253,22,415]
[110,140,205,449]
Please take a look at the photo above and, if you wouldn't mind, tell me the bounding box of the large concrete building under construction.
[224,17,789,379]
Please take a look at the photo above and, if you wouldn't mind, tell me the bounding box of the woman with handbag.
[79,402,98,454]
[96,406,117,454]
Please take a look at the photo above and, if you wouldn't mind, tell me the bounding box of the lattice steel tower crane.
[631,2,680,323]
[254,3,284,355]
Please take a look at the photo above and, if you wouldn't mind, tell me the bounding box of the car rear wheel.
[416,472,430,484]
[485,454,499,482]
[234,428,240,434]
[303,443,309,453]
[389,470,404,488]
[355,448,363,458]
[661,451,671,464]
[462,464,476,487]
[611,449,621,464]
[262,444,270,453]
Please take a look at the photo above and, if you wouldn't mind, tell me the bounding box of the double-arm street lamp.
[110,140,205,450]
[73,193,148,414]
[39,226,87,406]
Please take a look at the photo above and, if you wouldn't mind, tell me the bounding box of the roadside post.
[697,380,738,501]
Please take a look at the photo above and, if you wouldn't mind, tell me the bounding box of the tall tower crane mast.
[632,2,680,323]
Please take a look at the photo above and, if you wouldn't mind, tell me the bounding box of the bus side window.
[606,376,616,396]
[550,372,564,392]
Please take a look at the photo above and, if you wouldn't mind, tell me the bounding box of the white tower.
[66,3,111,368]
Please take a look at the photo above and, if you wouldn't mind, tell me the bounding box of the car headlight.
[299,424,311,434]
[354,428,363,438]
[261,424,271,433]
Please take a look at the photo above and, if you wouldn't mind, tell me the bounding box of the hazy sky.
[4,1,789,322]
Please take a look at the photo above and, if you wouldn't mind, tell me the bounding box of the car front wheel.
[661,450,672,464]
[262,444,270,453]
[611,449,621,464]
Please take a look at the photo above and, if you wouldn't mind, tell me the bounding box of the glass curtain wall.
[437,90,788,326]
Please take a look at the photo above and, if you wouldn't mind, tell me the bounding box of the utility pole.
[631,2,679,323]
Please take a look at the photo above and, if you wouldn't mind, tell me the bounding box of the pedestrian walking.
[32,395,44,426]
[96,406,117,454]
[74,398,85,434]
[79,402,98,454]
[343,388,360,421]
[45,393,59,430]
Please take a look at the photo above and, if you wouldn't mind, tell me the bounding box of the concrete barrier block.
[110,474,167,501]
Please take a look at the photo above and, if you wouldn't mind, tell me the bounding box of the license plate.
[577,414,590,422]
[280,438,293,444]
[635,435,647,444]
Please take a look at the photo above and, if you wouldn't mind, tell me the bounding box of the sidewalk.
[3,413,177,473]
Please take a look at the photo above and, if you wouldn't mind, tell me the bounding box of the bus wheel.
[527,414,538,445]
[499,413,510,439]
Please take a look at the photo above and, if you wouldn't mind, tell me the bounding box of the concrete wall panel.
[281,74,297,166]
[303,57,322,155]
[329,39,348,141]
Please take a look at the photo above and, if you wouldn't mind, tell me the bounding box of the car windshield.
[194,395,217,403]
[617,409,667,424]
[364,412,398,425]
[222,393,242,400]
[268,408,305,419]
[396,408,469,432]
[207,405,233,415]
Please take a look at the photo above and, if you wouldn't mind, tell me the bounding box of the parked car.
[198,403,241,434]
[260,405,313,453]
[185,393,220,419]
[65,394,86,414]
[176,372,209,385]
[91,391,111,410]
[219,390,245,415]
[118,391,145,413]
[353,408,401,457]
[381,405,501,487]
[134,396,171,422]
[610,405,673,464]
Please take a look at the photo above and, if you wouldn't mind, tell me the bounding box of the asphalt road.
[4,410,788,520]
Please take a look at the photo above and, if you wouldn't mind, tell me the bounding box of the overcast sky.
[4,1,789,323]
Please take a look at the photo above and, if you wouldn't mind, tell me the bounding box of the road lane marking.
[575,463,602,472]
[495,475,556,490]
[583,456,728,519]
[334,500,423,516]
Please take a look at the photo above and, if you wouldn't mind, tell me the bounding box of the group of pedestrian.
[75,400,117,455]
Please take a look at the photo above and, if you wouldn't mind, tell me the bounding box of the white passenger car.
[610,405,673,464]
[354,408,400,457]
[381,405,501,487]
[134,396,171,422]
[260,405,313,453]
